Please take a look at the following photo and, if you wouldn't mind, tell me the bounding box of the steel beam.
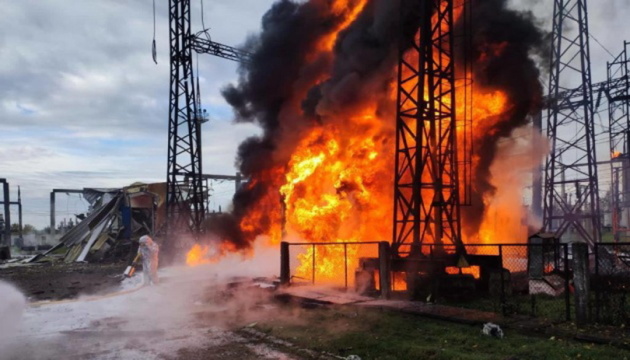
[191,35,250,63]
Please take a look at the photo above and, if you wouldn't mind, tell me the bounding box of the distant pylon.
[608,41,630,242]
[543,0,600,245]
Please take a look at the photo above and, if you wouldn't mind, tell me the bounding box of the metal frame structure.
[607,41,630,156]
[0,179,10,247]
[50,189,83,237]
[608,41,630,242]
[0,186,23,241]
[191,34,251,63]
[543,0,601,246]
[392,0,466,257]
[183,173,244,213]
[166,0,204,245]
[165,1,251,253]
[610,166,629,241]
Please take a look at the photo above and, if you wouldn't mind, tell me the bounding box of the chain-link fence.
[281,241,572,322]
[425,243,571,323]
[593,243,630,325]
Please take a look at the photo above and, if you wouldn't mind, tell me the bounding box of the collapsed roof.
[30,183,166,263]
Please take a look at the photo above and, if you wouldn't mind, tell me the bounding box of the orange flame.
[613,151,622,159]
[235,0,534,286]
[186,242,243,266]
[445,266,481,279]
[186,244,212,266]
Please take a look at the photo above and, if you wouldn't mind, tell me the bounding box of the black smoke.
[207,0,546,248]
[457,0,547,236]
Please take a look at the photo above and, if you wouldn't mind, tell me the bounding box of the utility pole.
[392,0,469,256]
[543,0,600,246]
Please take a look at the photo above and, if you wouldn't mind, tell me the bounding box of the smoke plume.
[204,0,546,250]
[458,0,546,236]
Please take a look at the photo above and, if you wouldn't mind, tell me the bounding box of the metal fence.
[396,243,572,322]
[495,243,570,322]
[281,241,571,322]
[280,240,630,325]
[593,243,630,325]
[281,241,383,290]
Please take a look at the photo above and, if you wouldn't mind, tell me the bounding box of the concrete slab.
[278,285,374,305]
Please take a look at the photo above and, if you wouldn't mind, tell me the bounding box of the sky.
[0,0,629,229]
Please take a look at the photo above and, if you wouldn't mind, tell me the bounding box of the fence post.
[594,244,600,322]
[572,242,590,327]
[312,244,316,284]
[379,241,391,299]
[344,243,348,290]
[280,241,290,285]
[564,244,570,321]
[499,245,506,316]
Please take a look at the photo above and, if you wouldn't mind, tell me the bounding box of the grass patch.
[255,306,629,360]
[441,294,570,322]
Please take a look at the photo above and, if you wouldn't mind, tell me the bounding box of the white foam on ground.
[1,263,292,360]
[0,281,26,350]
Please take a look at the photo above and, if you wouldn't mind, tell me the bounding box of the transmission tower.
[164,0,251,255]
[165,0,205,249]
[392,0,468,257]
[608,41,630,242]
[543,0,600,246]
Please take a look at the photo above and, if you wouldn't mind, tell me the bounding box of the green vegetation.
[602,232,615,243]
[10,223,36,234]
[254,306,628,360]
[442,294,570,323]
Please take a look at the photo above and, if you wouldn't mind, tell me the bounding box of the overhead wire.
[590,33,615,59]
[200,0,212,41]
[152,0,158,64]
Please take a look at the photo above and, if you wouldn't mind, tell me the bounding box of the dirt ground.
[2,266,298,360]
[0,261,127,301]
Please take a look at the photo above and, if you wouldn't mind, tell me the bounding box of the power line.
[590,33,615,58]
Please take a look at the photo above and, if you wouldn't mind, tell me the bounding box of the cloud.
[0,0,275,228]
[2,0,627,228]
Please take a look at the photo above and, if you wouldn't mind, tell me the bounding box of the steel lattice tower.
[608,42,630,157]
[165,0,205,247]
[392,0,466,257]
[543,0,600,246]
[608,42,630,242]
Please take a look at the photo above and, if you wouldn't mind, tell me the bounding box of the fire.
[186,242,243,266]
[225,0,542,288]
[612,151,622,159]
[392,272,408,291]
[186,244,211,266]
[320,0,368,51]
[280,116,391,282]
[446,266,481,279]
